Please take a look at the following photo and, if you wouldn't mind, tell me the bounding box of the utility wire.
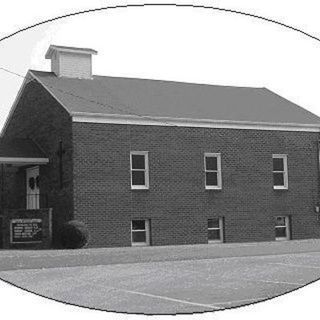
[0,66,177,128]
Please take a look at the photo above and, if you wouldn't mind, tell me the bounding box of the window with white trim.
[130,151,149,189]
[208,218,224,243]
[272,154,288,189]
[275,216,290,240]
[131,220,150,246]
[204,153,222,189]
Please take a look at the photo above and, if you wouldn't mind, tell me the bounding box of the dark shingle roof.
[30,70,320,126]
[0,138,47,158]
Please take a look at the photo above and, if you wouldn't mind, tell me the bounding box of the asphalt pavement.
[0,239,320,314]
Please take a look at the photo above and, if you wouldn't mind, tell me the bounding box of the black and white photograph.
[1,1,320,319]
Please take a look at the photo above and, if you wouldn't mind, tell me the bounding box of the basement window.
[272,154,288,190]
[208,218,224,243]
[204,153,222,189]
[275,216,290,240]
[131,220,150,246]
[130,151,149,189]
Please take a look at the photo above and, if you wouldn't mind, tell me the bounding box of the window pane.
[273,158,284,171]
[132,231,146,243]
[275,216,286,226]
[132,154,145,169]
[206,172,218,186]
[208,218,220,229]
[132,220,146,230]
[132,170,145,186]
[208,229,221,241]
[275,227,287,238]
[273,173,284,186]
[206,156,217,171]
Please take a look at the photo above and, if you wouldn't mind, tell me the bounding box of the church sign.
[10,219,43,244]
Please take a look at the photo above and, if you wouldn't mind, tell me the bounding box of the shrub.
[60,220,89,249]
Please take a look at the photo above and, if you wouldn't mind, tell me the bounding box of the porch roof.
[0,138,49,165]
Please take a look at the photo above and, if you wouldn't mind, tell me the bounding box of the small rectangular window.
[208,218,223,243]
[131,220,150,246]
[272,154,288,189]
[130,151,149,189]
[275,216,290,240]
[204,153,222,189]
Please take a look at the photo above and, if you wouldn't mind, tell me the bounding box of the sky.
[1,2,320,320]
[1,6,320,130]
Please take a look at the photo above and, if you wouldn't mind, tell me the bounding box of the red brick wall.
[72,122,320,247]
[3,80,320,248]
[2,81,74,246]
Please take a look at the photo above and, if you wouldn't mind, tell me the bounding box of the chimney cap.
[45,45,98,59]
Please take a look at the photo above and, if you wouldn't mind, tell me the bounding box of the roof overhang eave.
[0,157,49,166]
[71,112,320,133]
[45,46,98,59]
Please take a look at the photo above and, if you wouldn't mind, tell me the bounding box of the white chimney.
[45,45,98,79]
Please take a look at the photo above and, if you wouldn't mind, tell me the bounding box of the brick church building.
[0,45,320,249]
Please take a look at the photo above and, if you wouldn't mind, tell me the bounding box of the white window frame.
[208,217,224,243]
[130,151,149,190]
[204,153,222,190]
[275,216,290,241]
[131,219,150,246]
[272,154,288,190]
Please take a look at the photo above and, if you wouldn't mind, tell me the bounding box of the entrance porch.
[0,138,52,249]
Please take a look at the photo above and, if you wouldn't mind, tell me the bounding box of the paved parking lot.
[1,240,320,314]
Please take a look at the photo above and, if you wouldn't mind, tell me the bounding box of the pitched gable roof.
[29,70,320,128]
[2,69,320,137]
[45,45,98,59]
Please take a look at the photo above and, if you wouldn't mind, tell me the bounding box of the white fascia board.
[0,157,49,164]
[71,112,320,132]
